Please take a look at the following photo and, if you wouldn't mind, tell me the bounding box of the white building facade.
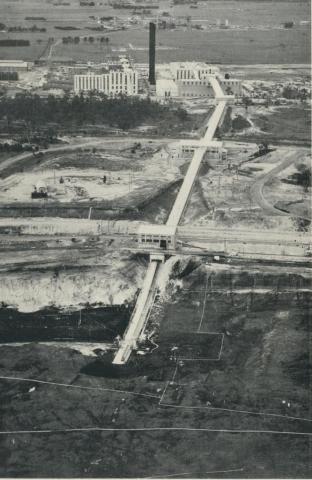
[0,60,30,72]
[156,62,241,99]
[74,69,139,96]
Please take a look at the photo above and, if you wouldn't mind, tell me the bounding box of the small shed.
[36,180,48,194]
[31,180,48,199]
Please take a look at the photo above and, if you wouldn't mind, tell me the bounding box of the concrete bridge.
[112,83,234,364]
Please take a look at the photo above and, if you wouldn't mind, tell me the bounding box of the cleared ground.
[182,145,311,232]
[0,137,189,222]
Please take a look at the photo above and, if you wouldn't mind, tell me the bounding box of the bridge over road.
[112,85,235,365]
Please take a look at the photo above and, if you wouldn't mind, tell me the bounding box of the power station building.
[155,62,241,99]
[74,63,139,96]
[145,23,241,100]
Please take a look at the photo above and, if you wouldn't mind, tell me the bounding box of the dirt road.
[250,150,301,216]
[0,139,107,176]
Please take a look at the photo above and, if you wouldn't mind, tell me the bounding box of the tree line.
[62,36,110,44]
[0,39,30,46]
[8,25,46,32]
[0,92,188,131]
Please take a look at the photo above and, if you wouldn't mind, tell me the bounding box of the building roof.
[36,180,47,190]
[180,140,223,148]
[169,61,220,71]
[138,224,176,236]
[0,60,28,67]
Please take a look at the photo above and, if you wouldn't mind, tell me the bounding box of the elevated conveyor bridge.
[113,80,233,364]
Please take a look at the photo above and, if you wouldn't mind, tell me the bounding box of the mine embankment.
[149,263,312,421]
[0,178,183,223]
[0,260,311,478]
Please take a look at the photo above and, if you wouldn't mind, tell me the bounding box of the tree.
[176,107,188,122]
[299,88,309,103]
[242,96,252,111]
[258,142,269,155]
[294,164,311,192]
[282,85,300,100]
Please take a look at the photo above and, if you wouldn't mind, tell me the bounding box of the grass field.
[229,106,311,144]
[250,106,311,143]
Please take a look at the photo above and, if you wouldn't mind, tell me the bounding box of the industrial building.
[0,60,30,72]
[145,22,240,99]
[155,62,241,99]
[73,58,139,96]
[137,224,176,250]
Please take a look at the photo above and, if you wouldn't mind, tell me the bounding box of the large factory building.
[156,62,241,99]
[74,63,139,96]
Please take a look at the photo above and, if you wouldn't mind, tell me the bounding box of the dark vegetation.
[294,218,311,232]
[233,107,310,145]
[62,36,110,44]
[55,26,81,31]
[0,93,189,131]
[25,17,47,21]
[0,39,30,46]
[284,163,311,192]
[218,106,251,135]
[232,114,251,131]
[283,21,294,28]
[282,85,310,101]
[62,36,82,44]
[8,25,46,33]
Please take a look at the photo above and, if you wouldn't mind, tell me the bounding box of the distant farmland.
[0,0,310,64]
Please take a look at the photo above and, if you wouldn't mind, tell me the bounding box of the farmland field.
[0,0,310,64]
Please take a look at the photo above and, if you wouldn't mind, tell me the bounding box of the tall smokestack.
[149,22,156,86]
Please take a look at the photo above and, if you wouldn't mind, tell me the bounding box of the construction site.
[0,15,311,479]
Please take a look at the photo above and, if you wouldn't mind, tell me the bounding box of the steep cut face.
[149,22,156,86]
